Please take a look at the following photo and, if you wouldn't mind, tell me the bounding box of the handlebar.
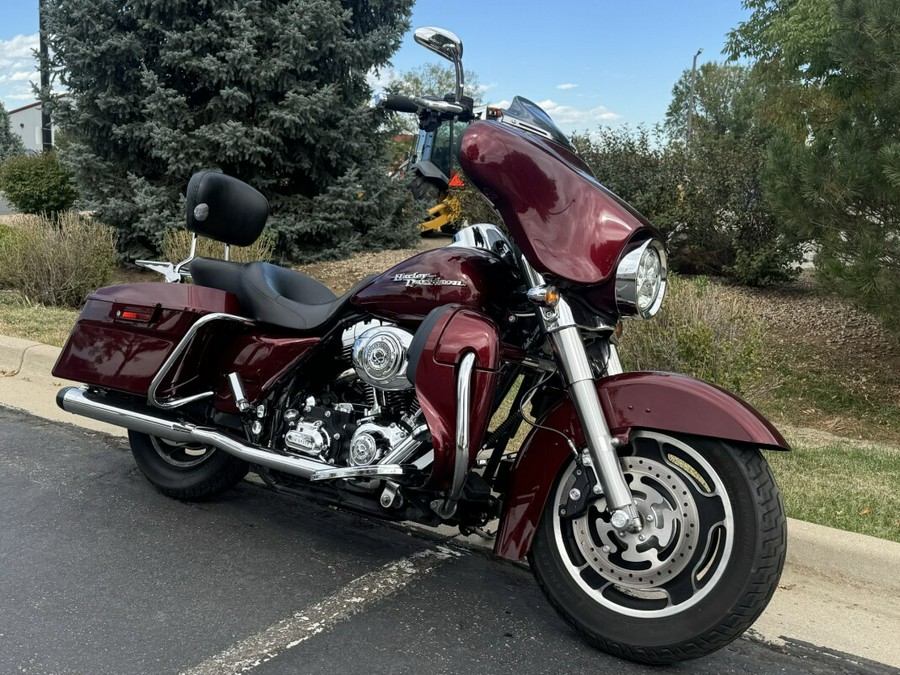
[375,93,420,114]
[375,93,468,117]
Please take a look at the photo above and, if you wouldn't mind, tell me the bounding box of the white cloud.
[556,83,578,90]
[535,99,621,128]
[366,66,398,93]
[0,34,38,66]
[0,33,40,110]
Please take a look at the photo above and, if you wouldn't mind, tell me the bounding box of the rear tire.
[528,431,786,664]
[128,431,249,501]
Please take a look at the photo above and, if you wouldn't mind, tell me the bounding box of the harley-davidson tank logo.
[392,272,465,288]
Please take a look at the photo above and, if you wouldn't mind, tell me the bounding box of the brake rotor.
[571,456,701,588]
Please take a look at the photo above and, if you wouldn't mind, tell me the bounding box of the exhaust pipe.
[56,386,407,480]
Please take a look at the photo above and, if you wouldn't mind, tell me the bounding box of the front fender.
[493,371,789,561]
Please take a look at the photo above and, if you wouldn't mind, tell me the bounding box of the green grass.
[0,291,79,348]
[768,436,900,543]
[757,342,900,441]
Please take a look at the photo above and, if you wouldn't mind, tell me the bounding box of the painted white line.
[181,545,465,675]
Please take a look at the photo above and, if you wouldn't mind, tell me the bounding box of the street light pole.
[686,48,702,149]
[39,0,53,152]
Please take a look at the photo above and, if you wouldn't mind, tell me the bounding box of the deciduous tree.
[729,0,900,331]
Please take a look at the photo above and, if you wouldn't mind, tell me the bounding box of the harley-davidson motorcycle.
[52,27,788,664]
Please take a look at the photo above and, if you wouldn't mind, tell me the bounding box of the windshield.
[502,96,577,154]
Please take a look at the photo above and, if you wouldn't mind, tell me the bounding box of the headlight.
[615,239,667,319]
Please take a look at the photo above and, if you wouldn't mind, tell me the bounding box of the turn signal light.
[526,285,560,307]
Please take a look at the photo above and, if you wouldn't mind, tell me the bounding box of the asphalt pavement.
[1,406,897,675]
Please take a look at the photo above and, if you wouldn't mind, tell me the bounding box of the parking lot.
[0,406,892,675]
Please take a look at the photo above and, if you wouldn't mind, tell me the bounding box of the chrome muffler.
[55,386,407,480]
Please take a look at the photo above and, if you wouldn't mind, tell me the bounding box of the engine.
[279,321,421,470]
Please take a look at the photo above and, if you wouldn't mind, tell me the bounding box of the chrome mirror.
[413,27,465,103]
[414,26,463,62]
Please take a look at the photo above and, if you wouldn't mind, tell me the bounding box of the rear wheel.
[128,431,249,501]
[529,431,786,664]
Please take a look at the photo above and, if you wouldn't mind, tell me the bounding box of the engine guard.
[493,371,789,561]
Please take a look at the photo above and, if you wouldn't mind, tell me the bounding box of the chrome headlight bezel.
[615,239,668,319]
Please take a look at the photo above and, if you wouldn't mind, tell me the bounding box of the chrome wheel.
[554,431,733,618]
[149,436,216,469]
[529,431,786,664]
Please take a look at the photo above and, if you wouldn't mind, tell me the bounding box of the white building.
[8,100,58,153]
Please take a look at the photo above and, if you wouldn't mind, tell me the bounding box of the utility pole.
[686,48,702,150]
[39,0,53,152]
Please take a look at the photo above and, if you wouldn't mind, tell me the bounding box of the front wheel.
[529,431,786,664]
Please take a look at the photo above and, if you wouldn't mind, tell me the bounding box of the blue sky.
[1,1,749,132]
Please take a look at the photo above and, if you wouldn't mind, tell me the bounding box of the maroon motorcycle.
[52,26,787,665]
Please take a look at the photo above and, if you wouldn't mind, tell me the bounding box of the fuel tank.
[349,246,517,325]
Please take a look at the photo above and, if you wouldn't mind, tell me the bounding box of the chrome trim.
[413,26,465,102]
[57,387,337,479]
[434,351,476,518]
[526,285,558,308]
[379,424,429,465]
[352,326,415,391]
[450,224,511,254]
[412,449,434,470]
[134,260,183,283]
[147,313,255,410]
[135,233,199,283]
[606,344,624,376]
[615,239,668,319]
[309,464,410,482]
[410,96,465,115]
[227,372,251,412]
[451,352,476,502]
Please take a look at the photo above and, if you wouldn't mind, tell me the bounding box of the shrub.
[451,181,502,227]
[161,228,275,265]
[0,212,116,307]
[617,275,770,400]
[0,152,78,215]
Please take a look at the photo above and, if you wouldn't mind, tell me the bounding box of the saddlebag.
[52,283,244,397]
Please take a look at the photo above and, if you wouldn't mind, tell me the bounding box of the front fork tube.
[523,261,642,533]
[549,326,642,532]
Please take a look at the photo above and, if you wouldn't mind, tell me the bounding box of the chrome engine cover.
[284,421,331,457]
[351,326,415,391]
[348,422,409,466]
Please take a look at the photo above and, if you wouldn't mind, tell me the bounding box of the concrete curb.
[787,518,900,591]
[2,334,899,592]
[0,335,42,375]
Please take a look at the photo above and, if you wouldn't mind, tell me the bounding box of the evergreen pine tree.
[0,102,25,164]
[730,0,900,332]
[45,0,418,260]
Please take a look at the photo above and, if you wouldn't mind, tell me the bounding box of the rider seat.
[190,257,373,332]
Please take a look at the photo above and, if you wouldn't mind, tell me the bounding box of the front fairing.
[459,119,659,285]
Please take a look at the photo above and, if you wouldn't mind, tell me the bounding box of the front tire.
[128,431,249,501]
[529,431,786,664]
